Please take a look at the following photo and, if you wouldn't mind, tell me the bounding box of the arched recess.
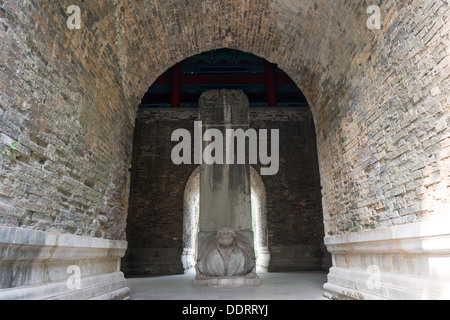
[0,0,447,301]
[124,47,324,278]
[181,167,200,274]
[250,166,271,273]
[116,0,408,239]
[181,166,270,274]
[119,0,450,300]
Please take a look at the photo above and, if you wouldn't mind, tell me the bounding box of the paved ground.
[126,271,328,300]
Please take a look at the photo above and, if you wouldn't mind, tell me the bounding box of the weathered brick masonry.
[0,0,449,299]
[1,0,448,241]
[0,1,135,240]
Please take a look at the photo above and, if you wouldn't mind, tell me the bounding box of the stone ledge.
[324,267,450,300]
[0,226,127,263]
[0,225,129,300]
[0,225,128,250]
[323,218,450,300]
[0,271,129,300]
[324,217,450,254]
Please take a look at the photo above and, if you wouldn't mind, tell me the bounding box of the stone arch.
[250,166,270,273]
[0,0,448,300]
[119,0,325,117]
[181,167,200,274]
[2,0,446,248]
[115,0,395,239]
[181,166,270,274]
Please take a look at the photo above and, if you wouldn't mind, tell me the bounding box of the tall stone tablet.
[194,90,260,286]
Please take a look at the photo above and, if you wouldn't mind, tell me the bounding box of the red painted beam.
[171,63,182,107]
[265,61,277,107]
[154,70,295,85]
[180,74,267,84]
[209,74,240,83]
[157,74,289,85]
[154,75,171,84]
[276,74,297,83]
[237,74,266,83]
[181,74,210,84]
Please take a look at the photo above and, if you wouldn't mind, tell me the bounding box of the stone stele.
[193,90,260,286]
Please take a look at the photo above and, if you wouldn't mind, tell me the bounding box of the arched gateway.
[0,0,448,300]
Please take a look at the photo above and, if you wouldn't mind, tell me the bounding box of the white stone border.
[0,272,129,300]
[323,217,450,300]
[325,217,450,248]
[0,225,129,300]
[0,225,128,249]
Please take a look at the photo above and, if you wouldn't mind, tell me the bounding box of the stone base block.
[0,225,129,300]
[323,217,450,300]
[192,276,261,287]
[0,271,130,300]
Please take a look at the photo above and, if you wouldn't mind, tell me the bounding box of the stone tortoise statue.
[195,227,256,279]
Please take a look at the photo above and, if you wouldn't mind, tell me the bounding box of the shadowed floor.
[126,271,329,300]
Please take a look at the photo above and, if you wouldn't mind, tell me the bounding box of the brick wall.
[0,0,448,245]
[314,0,450,236]
[0,1,135,240]
[122,109,197,275]
[251,111,326,271]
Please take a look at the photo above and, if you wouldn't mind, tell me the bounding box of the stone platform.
[0,225,129,300]
[192,276,261,287]
[323,217,450,300]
